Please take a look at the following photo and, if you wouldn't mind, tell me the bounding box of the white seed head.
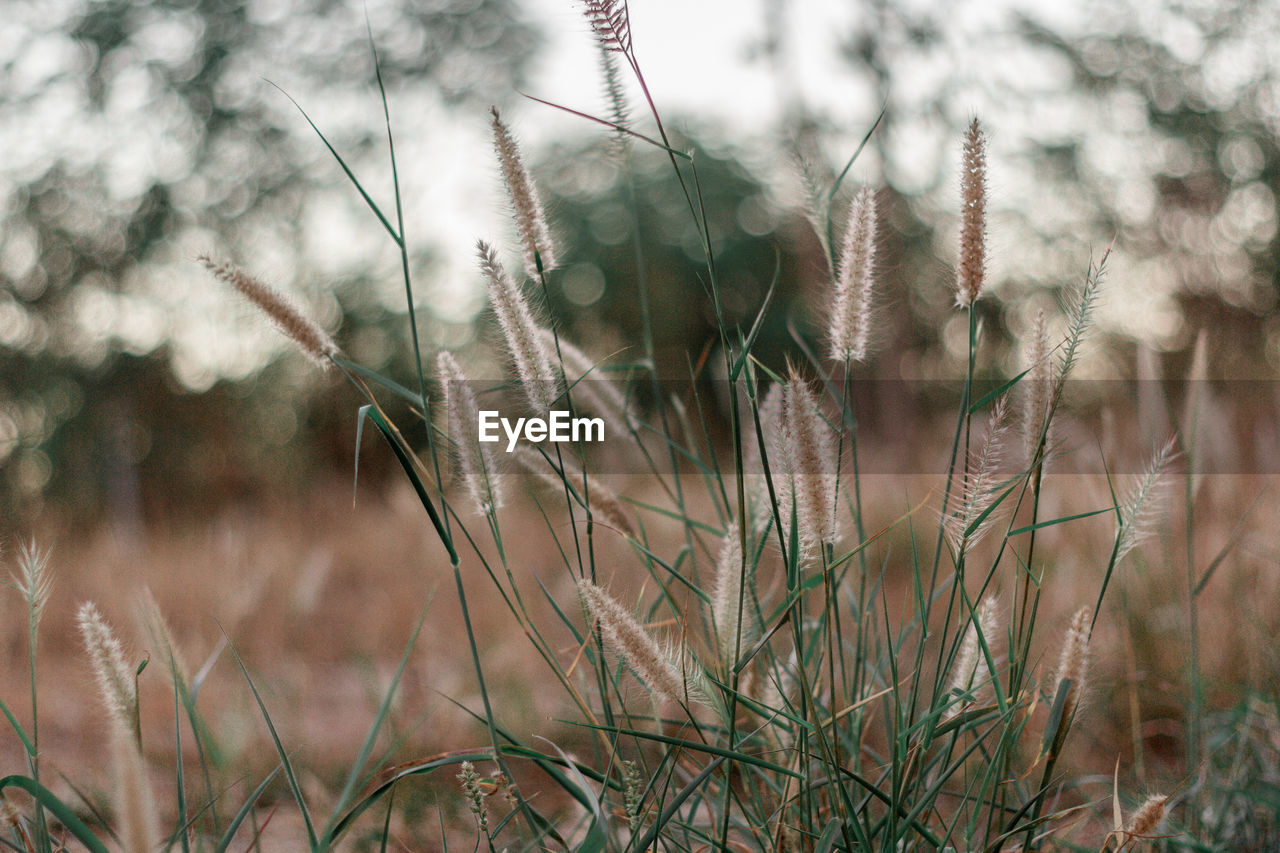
[829,186,877,362]
[478,240,559,413]
[1053,606,1091,722]
[437,351,504,515]
[490,107,558,279]
[780,370,840,564]
[77,601,137,735]
[578,580,695,706]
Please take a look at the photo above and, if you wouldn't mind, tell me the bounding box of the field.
[3,4,1280,851]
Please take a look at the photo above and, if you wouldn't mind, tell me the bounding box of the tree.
[0,0,539,525]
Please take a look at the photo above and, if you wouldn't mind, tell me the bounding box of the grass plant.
[3,6,1278,851]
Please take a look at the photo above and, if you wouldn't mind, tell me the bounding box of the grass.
[4,6,1280,851]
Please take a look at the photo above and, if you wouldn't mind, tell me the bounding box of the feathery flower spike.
[829,186,877,362]
[1116,437,1177,564]
[781,369,840,563]
[949,596,1000,700]
[437,351,504,515]
[478,240,559,413]
[199,256,338,369]
[490,107,558,279]
[945,395,1012,552]
[1124,794,1168,840]
[77,601,138,735]
[710,522,750,668]
[956,118,988,307]
[584,0,632,53]
[1022,309,1055,470]
[1053,606,1091,723]
[578,580,694,705]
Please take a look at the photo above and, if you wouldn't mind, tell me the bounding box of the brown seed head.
[956,118,988,308]
[578,580,691,705]
[1125,793,1168,838]
[490,108,558,279]
[1053,606,1091,721]
[199,256,338,369]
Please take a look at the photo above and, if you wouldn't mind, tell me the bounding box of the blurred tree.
[1018,0,1280,377]
[535,131,818,383]
[0,0,538,527]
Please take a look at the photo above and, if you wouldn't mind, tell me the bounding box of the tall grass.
[3,8,1277,852]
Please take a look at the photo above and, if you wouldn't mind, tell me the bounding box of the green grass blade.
[0,698,35,758]
[214,767,281,853]
[0,776,110,853]
[359,404,458,563]
[320,605,431,844]
[266,81,399,244]
[222,637,317,849]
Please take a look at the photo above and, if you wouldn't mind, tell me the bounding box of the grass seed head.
[1022,309,1055,471]
[1116,437,1177,564]
[490,107,558,279]
[437,351,504,515]
[77,601,138,736]
[710,521,751,669]
[829,185,877,362]
[578,580,694,706]
[1125,793,1168,838]
[13,539,52,639]
[478,239,559,413]
[199,256,338,369]
[457,761,489,833]
[948,596,1000,708]
[516,448,634,538]
[781,369,839,563]
[1053,606,1091,722]
[584,0,632,53]
[956,118,988,308]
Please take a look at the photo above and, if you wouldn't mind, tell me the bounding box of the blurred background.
[4,0,1280,531]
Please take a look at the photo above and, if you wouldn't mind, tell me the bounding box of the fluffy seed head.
[829,186,878,362]
[490,108,558,279]
[1125,794,1168,838]
[516,448,634,538]
[948,596,1000,706]
[199,256,338,369]
[578,580,695,706]
[781,369,840,563]
[437,351,504,515]
[478,240,559,413]
[748,382,787,532]
[136,586,188,685]
[945,396,1012,553]
[1021,310,1055,470]
[956,118,988,308]
[1053,606,1091,722]
[1116,437,1177,564]
[77,601,138,736]
[14,540,52,638]
[538,328,633,435]
[710,522,752,668]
